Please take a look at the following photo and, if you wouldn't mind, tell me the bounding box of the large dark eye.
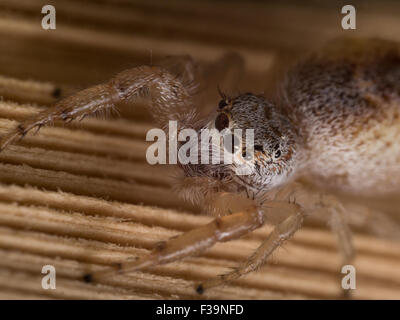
[218,100,227,109]
[273,144,281,159]
[215,113,229,131]
[254,145,264,152]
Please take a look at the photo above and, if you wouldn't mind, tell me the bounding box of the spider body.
[284,38,400,197]
[0,38,399,294]
[188,38,400,201]
[179,38,400,206]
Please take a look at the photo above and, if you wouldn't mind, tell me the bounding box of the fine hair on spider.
[1,38,400,295]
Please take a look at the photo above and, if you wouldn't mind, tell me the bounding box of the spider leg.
[0,66,196,152]
[271,184,356,263]
[329,204,355,265]
[159,54,200,92]
[82,205,265,284]
[305,193,355,298]
[328,205,356,299]
[196,201,305,293]
[160,51,245,102]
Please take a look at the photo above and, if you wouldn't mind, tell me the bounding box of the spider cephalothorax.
[203,93,300,192]
[175,92,301,204]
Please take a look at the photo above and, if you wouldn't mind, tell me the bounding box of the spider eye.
[254,145,264,152]
[218,100,228,109]
[273,144,281,159]
[215,113,229,131]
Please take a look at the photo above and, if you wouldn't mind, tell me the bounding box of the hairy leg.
[329,204,355,264]
[0,65,197,152]
[306,193,355,264]
[268,183,356,263]
[196,201,305,293]
[160,52,244,98]
[81,199,305,295]
[83,205,265,283]
[285,189,356,298]
[159,55,200,93]
[328,204,355,299]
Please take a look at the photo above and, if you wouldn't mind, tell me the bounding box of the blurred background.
[0,0,398,299]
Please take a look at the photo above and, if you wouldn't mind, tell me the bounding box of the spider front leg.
[0,65,196,151]
[82,205,265,283]
[83,199,305,295]
[196,200,305,293]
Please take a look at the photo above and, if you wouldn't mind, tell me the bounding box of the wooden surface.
[0,0,399,299]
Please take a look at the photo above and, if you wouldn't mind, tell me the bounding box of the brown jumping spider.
[1,37,400,294]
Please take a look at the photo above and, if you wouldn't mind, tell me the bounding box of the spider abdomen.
[284,38,400,196]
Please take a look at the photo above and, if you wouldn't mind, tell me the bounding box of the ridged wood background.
[0,0,399,299]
